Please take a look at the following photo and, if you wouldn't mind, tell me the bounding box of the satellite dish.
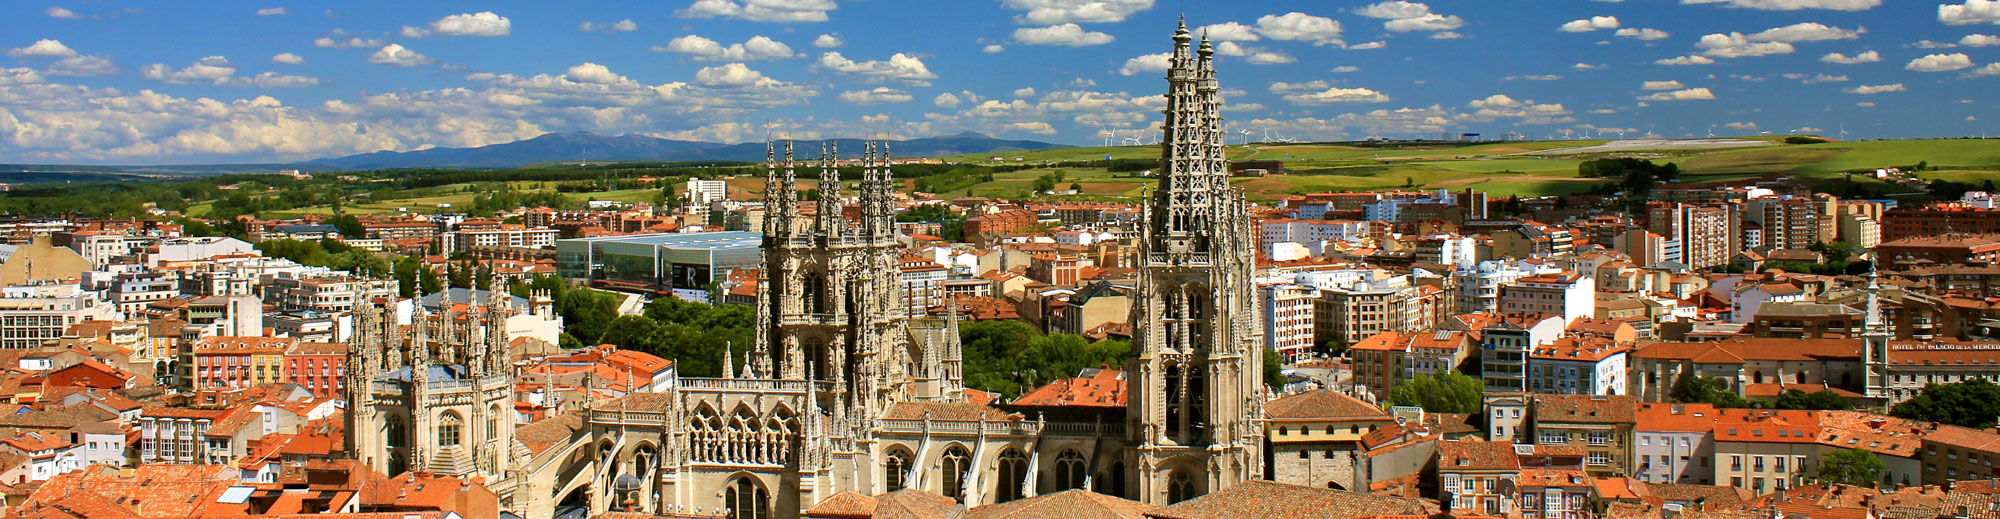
[1497,478,1518,495]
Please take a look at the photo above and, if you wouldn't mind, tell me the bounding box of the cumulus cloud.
[1697,32,1795,57]
[7,40,76,58]
[1682,0,1880,10]
[1256,12,1344,45]
[814,52,937,85]
[257,7,287,15]
[838,87,913,105]
[1965,63,2000,77]
[1821,50,1881,63]
[694,63,768,87]
[1355,1,1465,33]
[271,53,305,65]
[1200,22,1261,41]
[368,44,435,67]
[1725,121,1758,130]
[813,34,843,48]
[677,0,837,23]
[1656,54,1720,65]
[1560,16,1620,33]
[1843,83,1905,94]
[1799,73,1848,83]
[1347,41,1388,50]
[933,92,961,108]
[1013,23,1115,46]
[1334,66,1364,73]
[1906,53,1975,71]
[313,30,385,49]
[1464,95,1573,124]
[45,6,81,19]
[1748,22,1863,42]
[1940,0,2000,25]
[1013,87,1037,98]
[654,35,797,61]
[1637,87,1716,101]
[403,11,512,38]
[1000,0,1154,24]
[1118,52,1170,76]
[7,40,118,76]
[1963,34,2000,46]
[1573,62,1605,70]
[142,56,239,85]
[1283,86,1392,104]
[1616,28,1670,40]
[983,45,1006,54]
[1642,80,1685,90]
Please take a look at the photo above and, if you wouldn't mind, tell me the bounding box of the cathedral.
[344,20,1266,519]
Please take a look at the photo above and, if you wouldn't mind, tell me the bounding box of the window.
[996,450,1028,503]
[941,446,971,502]
[1589,432,1610,446]
[1588,452,1611,466]
[1541,431,1565,445]
[436,412,463,447]
[724,477,769,519]
[1168,469,1198,504]
[1731,455,1742,471]
[885,449,911,491]
[1774,457,1787,473]
[1299,450,1310,459]
[1324,450,1336,459]
[1053,450,1086,491]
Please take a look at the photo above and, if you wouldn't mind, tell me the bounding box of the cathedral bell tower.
[1124,19,1266,506]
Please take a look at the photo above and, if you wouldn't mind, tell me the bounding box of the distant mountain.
[300,132,725,170]
[301,131,1068,170]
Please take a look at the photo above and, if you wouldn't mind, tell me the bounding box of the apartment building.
[1528,394,1637,477]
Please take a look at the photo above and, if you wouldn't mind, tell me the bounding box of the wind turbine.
[1238,129,1254,146]
[1263,129,1272,143]
[1839,124,1849,141]
[1707,125,1716,139]
[1100,125,1113,147]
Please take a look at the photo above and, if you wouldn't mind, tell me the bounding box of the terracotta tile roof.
[1633,337,1860,362]
[1011,368,1127,407]
[967,489,1157,519]
[193,336,297,355]
[287,342,346,355]
[1533,394,1637,424]
[1266,390,1391,421]
[883,402,1020,422]
[1437,439,1522,472]
[358,471,486,510]
[804,490,878,518]
[1145,481,1437,519]
[1711,408,1823,444]
[515,414,584,456]
[1635,402,1720,433]
[17,464,238,519]
[870,489,963,519]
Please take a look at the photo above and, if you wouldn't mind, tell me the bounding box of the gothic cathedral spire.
[1126,19,1265,506]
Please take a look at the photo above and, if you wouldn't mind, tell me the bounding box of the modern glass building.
[555,231,761,300]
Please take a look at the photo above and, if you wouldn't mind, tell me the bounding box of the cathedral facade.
[347,21,1266,519]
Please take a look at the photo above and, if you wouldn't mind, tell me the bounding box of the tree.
[1263,347,1285,391]
[1816,448,1885,487]
[328,214,365,239]
[327,250,392,279]
[1889,378,2000,429]
[1404,176,1415,188]
[1773,389,1850,410]
[1671,375,1752,408]
[419,267,444,295]
[1388,373,1483,414]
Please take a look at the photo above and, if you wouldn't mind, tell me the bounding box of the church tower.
[1862,264,1890,401]
[1124,20,1266,506]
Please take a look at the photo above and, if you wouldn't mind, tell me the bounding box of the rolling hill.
[302,131,1069,170]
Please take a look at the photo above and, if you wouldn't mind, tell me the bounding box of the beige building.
[1527,394,1636,477]
[1263,390,1395,492]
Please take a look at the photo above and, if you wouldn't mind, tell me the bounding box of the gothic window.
[805,274,829,315]
[724,477,769,519]
[884,448,912,491]
[1055,450,1087,491]
[486,404,501,439]
[807,339,828,381]
[1168,468,1199,504]
[384,416,408,476]
[941,445,972,502]
[996,449,1028,503]
[436,412,462,447]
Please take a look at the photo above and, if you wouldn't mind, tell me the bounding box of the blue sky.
[3,0,1998,164]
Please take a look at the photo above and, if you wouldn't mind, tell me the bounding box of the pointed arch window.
[1055,450,1088,491]
[436,412,463,447]
[724,477,769,519]
[996,449,1028,503]
[884,448,912,491]
[941,445,972,503]
[1168,468,1199,504]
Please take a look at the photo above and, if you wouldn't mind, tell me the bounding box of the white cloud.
[404,11,512,37]
[1574,62,1605,70]
[1284,86,1392,104]
[1464,95,1574,124]
[271,53,305,65]
[1013,87,1037,98]
[368,44,435,67]
[241,71,319,88]
[257,7,287,15]
[1270,80,1331,93]
[1255,12,1344,45]
[837,87,913,105]
[1963,34,2000,46]
[45,6,80,19]
[1748,22,1863,42]
[1725,121,1758,130]
[1843,83,1906,94]
[1560,16,1621,33]
[1355,1,1465,33]
[1940,0,2000,25]
[983,44,1006,54]
[1615,28,1670,40]
[1906,53,1975,71]
[814,52,937,85]
[1013,23,1115,46]
[677,0,837,23]
[313,30,386,49]
[1347,41,1388,50]
[1820,50,1881,63]
[579,19,639,32]
[7,40,76,58]
[1963,62,2000,77]
[1801,73,1848,83]
[694,63,766,87]
[813,34,843,48]
[1642,80,1685,90]
[933,92,961,108]
[1682,0,1880,11]
[1200,22,1261,41]
[1118,52,1171,76]
[1333,66,1363,73]
[1915,40,1960,48]
[1856,102,1876,107]
[654,35,797,61]
[563,63,626,85]
[1697,33,1795,57]
[142,56,238,85]
[1637,87,1716,101]
[1000,0,1154,24]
